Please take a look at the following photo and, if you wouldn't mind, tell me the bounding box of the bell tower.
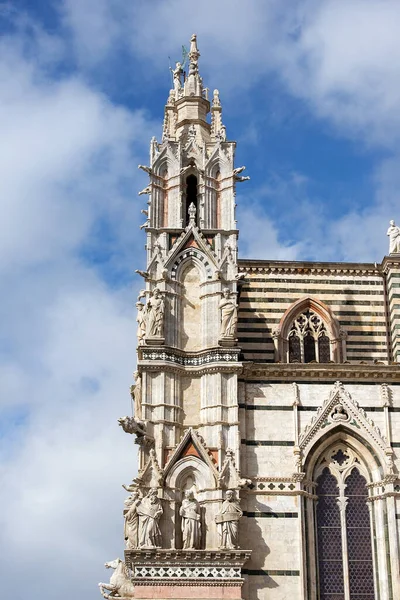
[99,34,251,600]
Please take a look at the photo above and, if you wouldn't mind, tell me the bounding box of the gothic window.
[288,309,331,363]
[315,445,375,600]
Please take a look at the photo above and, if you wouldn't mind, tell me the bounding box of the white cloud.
[0,17,154,599]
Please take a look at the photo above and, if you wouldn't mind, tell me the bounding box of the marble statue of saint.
[170,62,183,97]
[136,302,146,345]
[137,488,163,549]
[124,490,141,549]
[179,490,201,549]
[146,288,165,337]
[387,220,400,254]
[130,371,142,422]
[219,289,238,338]
[215,490,242,549]
[188,202,196,225]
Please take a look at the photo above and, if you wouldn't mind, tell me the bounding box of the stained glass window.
[345,468,375,600]
[316,468,344,600]
[289,333,301,362]
[315,447,375,600]
[318,333,330,363]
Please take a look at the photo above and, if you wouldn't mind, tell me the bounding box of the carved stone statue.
[124,490,141,549]
[136,302,146,346]
[137,488,163,549]
[146,288,165,338]
[387,220,400,254]
[215,490,242,549]
[130,371,143,422]
[188,202,196,225]
[219,289,238,338]
[180,490,201,549]
[331,404,349,422]
[118,416,146,436]
[98,558,135,599]
[170,62,183,97]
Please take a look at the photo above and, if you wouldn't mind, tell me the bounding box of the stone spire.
[162,34,215,145]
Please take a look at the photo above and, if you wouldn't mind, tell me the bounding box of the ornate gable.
[299,381,391,469]
[163,428,219,487]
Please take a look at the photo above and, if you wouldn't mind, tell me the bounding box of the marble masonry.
[99,35,400,600]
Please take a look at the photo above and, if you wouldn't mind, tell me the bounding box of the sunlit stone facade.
[99,35,400,600]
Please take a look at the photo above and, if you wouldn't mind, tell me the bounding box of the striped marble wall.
[237,261,391,364]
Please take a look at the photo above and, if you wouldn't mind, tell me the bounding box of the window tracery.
[288,309,331,363]
[314,444,375,600]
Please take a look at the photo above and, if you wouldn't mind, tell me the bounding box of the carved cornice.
[242,363,400,383]
[125,549,252,573]
[139,346,242,374]
[238,259,382,276]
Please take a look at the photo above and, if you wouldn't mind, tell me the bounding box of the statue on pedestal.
[215,490,242,549]
[137,488,163,549]
[136,302,147,346]
[124,490,141,549]
[180,490,201,549]
[146,288,165,338]
[219,289,238,338]
[387,220,400,254]
[130,371,143,422]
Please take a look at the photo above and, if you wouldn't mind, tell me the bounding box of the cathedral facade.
[99,36,400,600]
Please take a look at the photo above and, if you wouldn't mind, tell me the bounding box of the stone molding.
[238,259,381,276]
[242,362,400,383]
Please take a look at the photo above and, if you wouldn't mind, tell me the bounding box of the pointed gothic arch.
[303,433,382,600]
[274,297,345,363]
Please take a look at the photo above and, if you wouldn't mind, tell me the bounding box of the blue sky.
[1,1,400,598]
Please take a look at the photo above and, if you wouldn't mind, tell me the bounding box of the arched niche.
[179,261,202,351]
[303,433,384,600]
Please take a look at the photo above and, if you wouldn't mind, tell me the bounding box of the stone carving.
[212,89,221,107]
[98,558,135,599]
[137,488,163,548]
[170,62,183,98]
[219,289,238,338]
[138,185,151,196]
[330,404,349,422]
[179,490,201,549]
[136,303,146,346]
[218,449,251,489]
[118,416,153,446]
[215,490,242,549]
[124,490,141,549]
[188,202,196,226]
[145,288,165,338]
[130,371,142,421]
[233,166,246,175]
[387,220,400,254]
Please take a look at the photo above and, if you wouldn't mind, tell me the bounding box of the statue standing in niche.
[387,220,400,254]
[146,288,165,337]
[219,288,238,338]
[137,488,163,548]
[124,490,141,549]
[215,490,243,549]
[130,371,143,422]
[180,490,201,549]
[136,302,147,345]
